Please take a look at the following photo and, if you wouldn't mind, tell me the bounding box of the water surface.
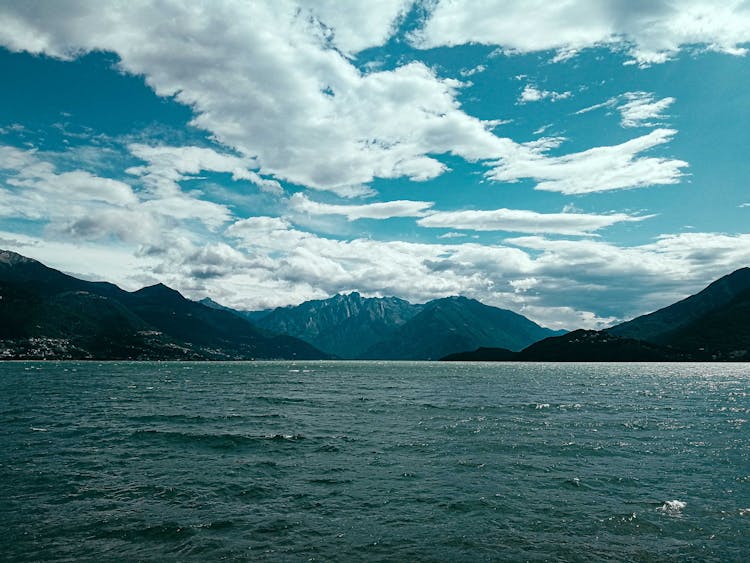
[1,361,749,561]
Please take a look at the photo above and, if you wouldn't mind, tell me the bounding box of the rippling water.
[1,361,749,561]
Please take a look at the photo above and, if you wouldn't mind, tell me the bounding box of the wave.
[129,413,249,424]
[656,500,686,517]
[131,429,306,450]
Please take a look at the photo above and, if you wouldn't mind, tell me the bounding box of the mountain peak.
[134,282,184,300]
[0,250,39,266]
[433,295,474,304]
[199,296,225,309]
[333,291,362,302]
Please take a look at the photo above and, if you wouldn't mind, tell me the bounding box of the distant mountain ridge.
[361,296,563,360]
[242,292,563,360]
[0,250,329,360]
[251,292,421,359]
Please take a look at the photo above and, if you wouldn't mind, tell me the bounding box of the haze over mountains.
[1,249,748,361]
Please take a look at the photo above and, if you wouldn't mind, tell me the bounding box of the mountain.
[651,287,750,360]
[443,268,750,362]
[0,250,329,360]
[251,292,422,358]
[607,267,750,360]
[608,268,750,343]
[362,296,563,360]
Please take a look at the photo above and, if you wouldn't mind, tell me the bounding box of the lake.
[1,361,749,561]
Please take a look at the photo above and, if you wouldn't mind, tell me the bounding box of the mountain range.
[243,292,422,359]
[0,250,562,360]
[445,267,750,362]
[0,250,328,360]
[243,292,563,360]
[2,249,748,361]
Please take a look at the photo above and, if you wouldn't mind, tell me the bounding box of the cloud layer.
[413,0,750,65]
[417,208,651,235]
[0,1,693,197]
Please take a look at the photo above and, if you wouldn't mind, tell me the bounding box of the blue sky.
[1,1,749,329]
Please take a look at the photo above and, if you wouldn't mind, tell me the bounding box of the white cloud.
[417,208,651,235]
[127,144,260,193]
[0,2,509,197]
[126,143,282,228]
[577,91,675,128]
[225,216,315,251]
[505,232,750,320]
[618,92,676,128]
[518,84,571,104]
[288,192,434,220]
[460,64,486,77]
[510,277,538,293]
[297,0,413,55]
[0,229,154,290]
[413,0,750,66]
[520,304,619,331]
[0,144,235,243]
[487,129,688,194]
[740,203,750,208]
[0,145,138,219]
[0,3,691,199]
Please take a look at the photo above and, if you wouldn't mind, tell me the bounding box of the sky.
[1,0,749,330]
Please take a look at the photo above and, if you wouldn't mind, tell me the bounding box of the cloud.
[505,232,750,318]
[225,216,315,251]
[55,208,161,244]
[127,144,266,193]
[518,84,571,104]
[220,216,750,328]
[412,0,750,65]
[0,144,235,243]
[0,2,510,197]
[0,145,138,220]
[0,229,155,290]
[460,64,486,77]
[0,3,691,199]
[576,91,675,128]
[487,128,688,194]
[288,192,434,220]
[298,0,413,55]
[127,143,282,228]
[417,208,652,235]
[618,92,676,127]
